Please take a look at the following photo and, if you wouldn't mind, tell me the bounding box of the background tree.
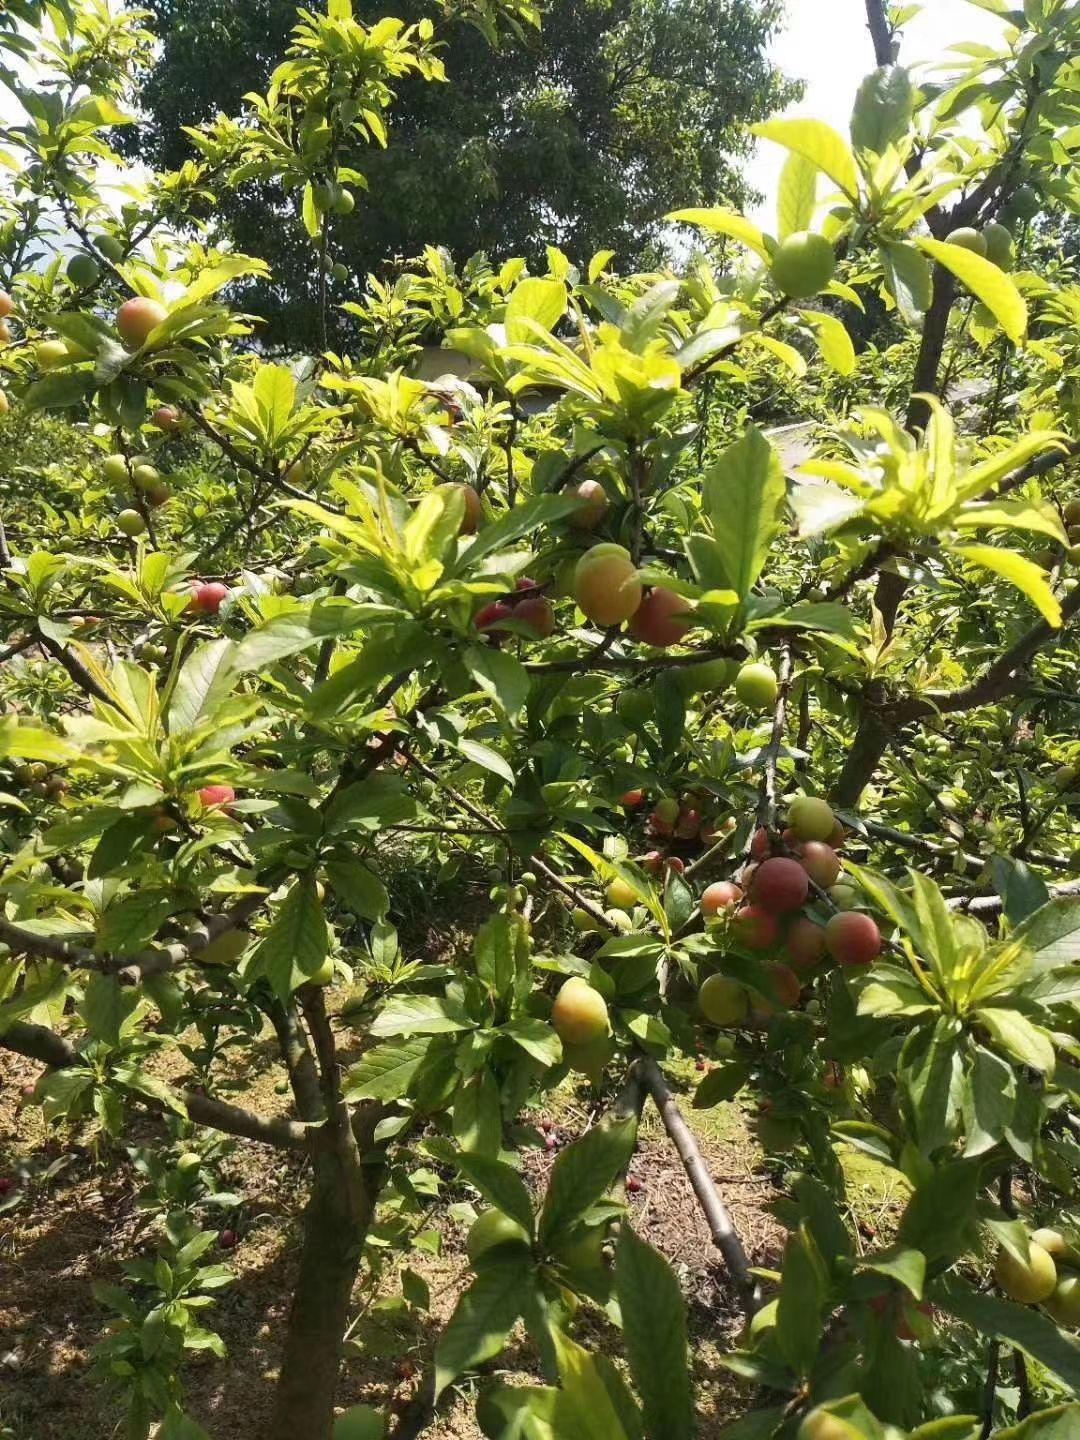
[120,0,799,348]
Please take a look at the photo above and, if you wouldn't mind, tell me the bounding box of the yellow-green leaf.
[950,545,1062,627]
[777,152,817,241]
[799,310,856,376]
[917,238,1027,345]
[752,118,860,201]
[666,207,773,263]
[748,333,806,377]
[955,498,1068,544]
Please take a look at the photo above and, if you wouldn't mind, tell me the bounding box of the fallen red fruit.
[752,857,810,913]
[0,1177,14,1196]
[626,1177,643,1194]
[190,580,230,615]
[220,1228,237,1249]
[825,910,882,966]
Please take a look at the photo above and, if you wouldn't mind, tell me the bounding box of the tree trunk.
[268,1139,382,1440]
[833,689,895,808]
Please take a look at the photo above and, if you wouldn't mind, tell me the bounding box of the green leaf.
[465,644,529,722]
[332,1405,386,1440]
[324,775,417,834]
[962,1045,1016,1157]
[453,1070,502,1158]
[777,151,817,241]
[859,1245,925,1299]
[550,1332,635,1440]
[775,1224,829,1375]
[505,278,567,343]
[954,498,1068,545]
[474,913,520,1000]
[435,1258,531,1396]
[906,1421,981,1440]
[232,603,391,673]
[167,639,237,733]
[247,881,328,1000]
[500,1017,562,1068]
[693,1063,747,1107]
[307,625,435,720]
[879,241,932,323]
[976,1006,1055,1076]
[79,973,140,1048]
[752,117,860,200]
[851,66,914,155]
[539,1114,638,1248]
[916,237,1027,344]
[325,856,388,921]
[23,371,95,412]
[950,545,1061,628]
[1012,897,1080,970]
[458,737,515,787]
[444,1149,535,1237]
[799,310,856,376]
[701,426,785,600]
[370,994,472,1038]
[665,207,772,263]
[96,891,175,957]
[933,1276,1080,1392]
[615,1225,693,1440]
[898,1017,964,1154]
[898,1159,980,1263]
[342,1038,431,1102]
[990,856,1050,926]
[996,1405,1080,1439]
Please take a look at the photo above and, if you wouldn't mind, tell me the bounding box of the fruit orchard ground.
[0,1019,911,1438]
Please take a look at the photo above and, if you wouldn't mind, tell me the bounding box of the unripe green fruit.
[96,234,124,262]
[616,688,653,726]
[308,955,334,986]
[982,221,1014,269]
[757,1112,800,1153]
[116,508,146,537]
[797,1410,862,1440]
[770,231,835,299]
[699,973,748,1026]
[551,977,609,1045]
[573,544,642,627]
[467,1208,530,1264]
[572,906,599,933]
[945,226,987,256]
[605,877,638,911]
[562,1033,615,1081]
[67,252,100,287]
[735,662,778,710]
[331,186,355,215]
[36,340,70,370]
[787,795,835,843]
[679,657,733,696]
[132,463,160,492]
[828,882,859,911]
[177,1151,201,1172]
[103,453,129,485]
[331,262,349,283]
[201,929,249,966]
[604,908,633,934]
[995,1242,1057,1303]
[1010,185,1040,220]
[555,1224,608,1274]
[1043,1274,1080,1327]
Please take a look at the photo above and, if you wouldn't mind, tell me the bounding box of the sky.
[746,0,1009,226]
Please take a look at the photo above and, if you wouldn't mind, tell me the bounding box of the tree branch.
[0,1020,310,1149]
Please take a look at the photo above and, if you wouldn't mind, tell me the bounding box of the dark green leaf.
[615,1225,693,1440]
[434,1258,531,1396]
[991,856,1050,926]
[933,1276,1080,1392]
[539,1114,638,1247]
[898,1160,980,1263]
[851,66,914,155]
[775,1224,828,1375]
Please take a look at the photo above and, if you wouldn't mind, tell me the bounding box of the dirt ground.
[0,1015,809,1440]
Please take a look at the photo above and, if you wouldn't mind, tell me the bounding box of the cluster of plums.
[13,762,67,799]
[995,1227,1080,1326]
